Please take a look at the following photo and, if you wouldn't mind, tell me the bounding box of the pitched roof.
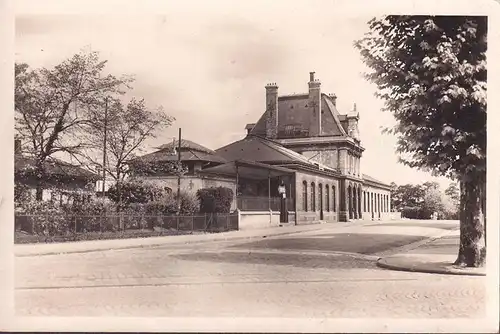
[156,139,216,154]
[249,93,347,137]
[133,149,227,164]
[14,154,98,181]
[215,135,337,173]
[132,139,227,164]
[201,159,295,180]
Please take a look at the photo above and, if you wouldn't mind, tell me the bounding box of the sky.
[13,0,477,190]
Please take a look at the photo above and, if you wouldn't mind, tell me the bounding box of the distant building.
[14,139,99,203]
[128,139,235,200]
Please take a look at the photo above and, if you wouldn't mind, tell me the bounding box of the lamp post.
[278,180,287,223]
[101,97,108,199]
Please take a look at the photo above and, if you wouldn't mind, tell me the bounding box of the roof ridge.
[362,173,391,187]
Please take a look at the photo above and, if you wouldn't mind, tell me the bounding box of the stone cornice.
[277,136,365,152]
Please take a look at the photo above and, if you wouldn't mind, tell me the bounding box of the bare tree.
[15,50,133,200]
[78,97,174,205]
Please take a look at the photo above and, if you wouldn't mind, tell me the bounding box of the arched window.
[363,191,366,212]
[311,182,316,211]
[332,185,336,212]
[302,181,308,212]
[325,185,330,211]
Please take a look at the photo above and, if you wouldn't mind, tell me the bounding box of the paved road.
[15,220,486,318]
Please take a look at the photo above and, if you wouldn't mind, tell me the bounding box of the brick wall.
[294,170,340,224]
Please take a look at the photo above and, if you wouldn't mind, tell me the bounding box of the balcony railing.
[236,196,295,212]
[278,129,310,139]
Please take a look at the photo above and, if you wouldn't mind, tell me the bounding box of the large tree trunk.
[454,174,486,267]
[35,162,46,201]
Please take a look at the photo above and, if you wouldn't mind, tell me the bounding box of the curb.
[376,257,486,276]
[15,224,327,257]
[375,227,486,276]
[374,226,460,258]
[15,219,379,257]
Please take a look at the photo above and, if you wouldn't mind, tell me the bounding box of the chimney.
[14,138,21,154]
[265,82,279,139]
[308,71,322,136]
[347,102,360,141]
[329,93,337,106]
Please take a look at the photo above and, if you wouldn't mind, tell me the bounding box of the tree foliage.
[15,50,133,200]
[356,16,486,266]
[355,16,486,180]
[392,181,459,220]
[106,179,163,206]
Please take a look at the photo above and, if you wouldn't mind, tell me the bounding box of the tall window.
[363,191,366,212]
[332,185,336,212]
[311,182,316,211]
[302,181,308,211]
[325,185,330,211]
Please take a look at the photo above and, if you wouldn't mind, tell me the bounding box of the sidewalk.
[14,220,372,257]
[377,229,486,276]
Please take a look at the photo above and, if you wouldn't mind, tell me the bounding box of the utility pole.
[101,97,108,198]
[177,127,182,213]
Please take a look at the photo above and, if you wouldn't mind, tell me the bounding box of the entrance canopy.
[201,159,295,180]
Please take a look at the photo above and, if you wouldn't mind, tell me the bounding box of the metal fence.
[236,196,295,211]
[15,212,239,236]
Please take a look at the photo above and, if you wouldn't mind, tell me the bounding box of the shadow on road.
[230,233,428,255]
[171,252,377,270]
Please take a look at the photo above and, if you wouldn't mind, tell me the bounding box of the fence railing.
[236,196,295,211]
[15,212,239,236]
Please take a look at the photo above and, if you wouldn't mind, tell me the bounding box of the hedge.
[197,186,234,213]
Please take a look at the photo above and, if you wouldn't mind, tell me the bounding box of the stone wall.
[238,210,281,230]
[300,148,338,170]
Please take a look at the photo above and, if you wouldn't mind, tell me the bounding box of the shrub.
[401,206,423,219]
[144,191,199,216]
[14,183,32,206]
[197,186,234,213]
[107,179,163,205]
[16,200,68,236]
[178,191,200,215]
[62,198,116,232]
